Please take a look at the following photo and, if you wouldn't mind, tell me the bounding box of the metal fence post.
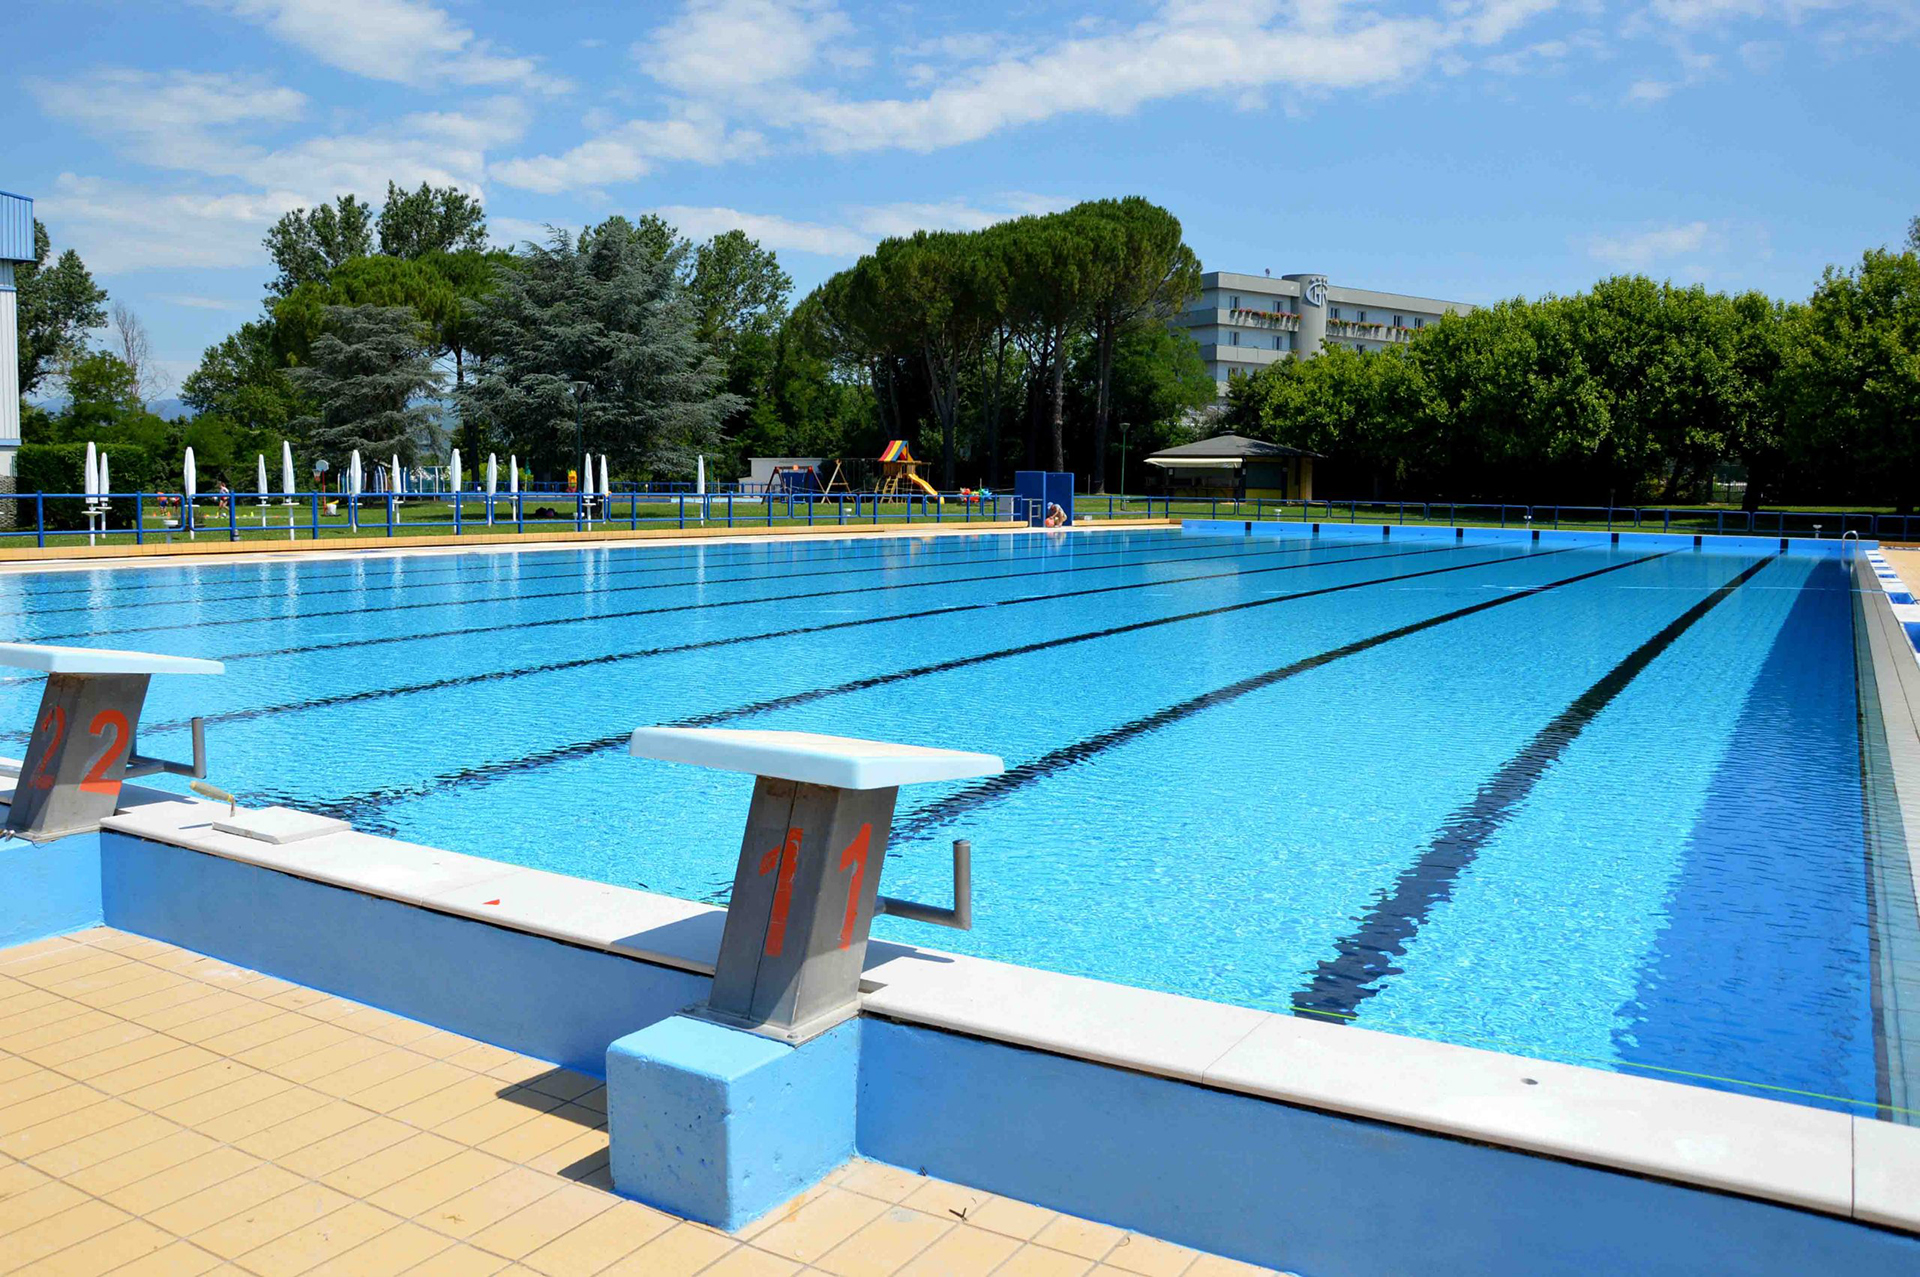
[312,492,320,539]
[387,494,395,537]
[35,494,45,547]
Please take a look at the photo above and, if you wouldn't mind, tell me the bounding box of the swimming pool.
[2,528,1909,1120]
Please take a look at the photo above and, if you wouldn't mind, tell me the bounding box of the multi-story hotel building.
[1173,270,1475,395]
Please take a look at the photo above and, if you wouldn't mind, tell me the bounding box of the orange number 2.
[28,706,67,791]
[80,709,131,796]
[758,828,802,956]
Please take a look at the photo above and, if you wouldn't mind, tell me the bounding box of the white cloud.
[206,0,567,92]
[491,111,763,194]
[157,295,251,311]
[639,0,861,93]
[1625,77,1676,100]
[28,70,306,138]
[36,173,307,273]
[648,195,1071,259]
[1585,220,1718,268]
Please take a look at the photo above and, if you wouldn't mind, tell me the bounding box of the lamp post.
[1118,421,1130,505]
[571,380,591,520]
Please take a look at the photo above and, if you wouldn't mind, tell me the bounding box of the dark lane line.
[295,545,1566,827]
[203,536,1353,662]
[20,533,1299,646]
[1290,553,1778,1022]
[126,542,1473,737]
[10,522,1146,612]
[884,550,1683,847]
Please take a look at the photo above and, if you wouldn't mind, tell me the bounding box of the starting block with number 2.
[2,644,224,841]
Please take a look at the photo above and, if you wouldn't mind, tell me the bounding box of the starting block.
[1,644,224,841]
[629,727,1002,1043]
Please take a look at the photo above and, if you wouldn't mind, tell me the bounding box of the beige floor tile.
[405,1029,483,1061]
[0,1158,53,1200]
[405,1243,514,1276]
[1100,1235,1200,1277]
[993,1246,1096,1277]
[61,1036,193,1085]
[420,1165,563,1241]
[228,974,301,1001]
[263,987,341,1014]
[12,1016,141,1064]
[894,1224,1022,1277]
[0,1065,72,1111]
[833,1160,927,1205]
[220,1019,342,1069]
[750,1187,891,1264]
[111,1240,226,1276]
[466,1180,616,1259]
[109,981,226,1024]
[102,1145,263,1216]
[0,1013,51,1050]
[197,1088,335,1145]
[520,1127,610,1178]
[277,1114,416,1178]
[305,1221,455,1276]
[303,1046,433,1098]
[316,1130,465,1198]
[366,1147,514,1218]
[0,1199,132,1273]
[483,1056,556,1086]
[67,1128,220,1195]
[0,997,96,1042]
[0,1096,144,1159]
[125,1058,263,1111]
[188,1182,356,1259]
[158,1070,296,1127]
[15,951,128,986]
[0,1178,90,1233]
[233,1025,363,1077]
[814,1207,953,1277]
[147,1163,308,1236]
[518,1069,600,1103]
[387,1073,516,1130]
[157,997,280,1041]
[0,1080,109,1134]
[600,1221,737,1276]
[23,1111,177,1179]
[232,1200,400,1275]
[1181,1256,1281,1277]
[962,1196,1055,1242]
[1031,1216,1126,1263]
[80,970,192,1010]
[234,1100,378,1161]
[349,1059,473,1114]
[518,1198,675,1276]
[33,1217,174,1276]
[431,1091,560,1147]
[900,1179,991,1223]
[708,1247,803,1277]
[0,936,87,968]
[475,1103,603,1163]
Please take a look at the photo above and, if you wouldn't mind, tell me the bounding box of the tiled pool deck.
[0,928,1274,1277]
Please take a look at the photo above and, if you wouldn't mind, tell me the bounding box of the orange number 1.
[758,828,802,956]
[837,824,872,950]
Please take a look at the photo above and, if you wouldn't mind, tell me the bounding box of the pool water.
[3,528,1909,1118]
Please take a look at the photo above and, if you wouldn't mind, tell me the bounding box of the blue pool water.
[2,529,1909,1118]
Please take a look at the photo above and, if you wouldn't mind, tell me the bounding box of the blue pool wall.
[0,831,103,949]
[7,826,1916,1273]
[1181,518,1877,557]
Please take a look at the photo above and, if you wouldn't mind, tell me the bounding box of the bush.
[15,442,161,531]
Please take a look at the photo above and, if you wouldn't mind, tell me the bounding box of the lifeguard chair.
[877,440,939,500]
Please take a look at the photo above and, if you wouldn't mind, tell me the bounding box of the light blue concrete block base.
[0,832,103,949]
[607,1015,859,1232]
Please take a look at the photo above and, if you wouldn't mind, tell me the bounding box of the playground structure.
[877,440,940,500]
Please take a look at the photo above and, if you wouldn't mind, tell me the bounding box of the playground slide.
[906,473,939,498]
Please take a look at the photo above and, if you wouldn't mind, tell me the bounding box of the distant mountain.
[25,395,194,419]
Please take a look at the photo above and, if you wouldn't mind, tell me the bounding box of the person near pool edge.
[1044,502,1067,527]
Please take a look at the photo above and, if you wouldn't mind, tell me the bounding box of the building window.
[1415,317,1425,328]
[1230,295,1240,310]
[1393,314,1403,327]
[1229,331,1240,346]
[1357,310,1367,322]
[1330,306,1341,319]
[1274,335,1283,351]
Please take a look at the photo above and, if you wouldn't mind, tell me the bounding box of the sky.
[5,0,1918,399]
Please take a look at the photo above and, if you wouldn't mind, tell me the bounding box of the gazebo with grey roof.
[1143,433,1318,500]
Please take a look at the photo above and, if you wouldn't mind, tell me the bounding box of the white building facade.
[1173,271,1474,396]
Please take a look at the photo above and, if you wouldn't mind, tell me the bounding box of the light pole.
[1118,422,1130,504]
[571,380,590,520]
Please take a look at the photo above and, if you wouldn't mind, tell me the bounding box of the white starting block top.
[0,643,224,676]
[629,727,1004,791]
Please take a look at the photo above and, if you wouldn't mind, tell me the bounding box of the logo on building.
[1301,276,1329,308]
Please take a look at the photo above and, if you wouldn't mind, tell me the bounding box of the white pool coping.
[0,766,1902,1233]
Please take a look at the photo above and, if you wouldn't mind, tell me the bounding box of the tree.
[1907,215,1919,252]
[992,212,1097,471]
[291,305,445,459]
[689,230,792,358]
[109,301,167,404]
[1076,198,1202,492]
[460,218,739,480]
[1783,249,1920,511]
[14,220,108,396]
[263,196,374,297]
[182,321,313,449]
[378,182,488,259]
[1067,321,1214,490]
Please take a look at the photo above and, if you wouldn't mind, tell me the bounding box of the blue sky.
[6,0,1918,396]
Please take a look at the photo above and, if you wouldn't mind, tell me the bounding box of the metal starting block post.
[628,727,1003,1044]
[2,644,224,841]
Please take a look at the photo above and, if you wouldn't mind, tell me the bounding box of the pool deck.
[0,927,1272,1277]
